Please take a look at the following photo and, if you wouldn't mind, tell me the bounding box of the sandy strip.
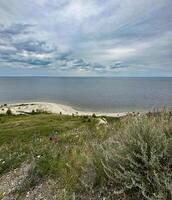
[0,102,130,117]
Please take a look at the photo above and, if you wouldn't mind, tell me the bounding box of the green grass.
[0,113,120,199]
[1,112,171,199]
[0,114,95,173]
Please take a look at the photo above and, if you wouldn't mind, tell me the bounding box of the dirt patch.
[0,162,31,199]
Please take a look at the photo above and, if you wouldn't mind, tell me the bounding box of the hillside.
[0,112,172,199]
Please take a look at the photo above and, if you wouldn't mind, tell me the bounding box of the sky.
[0,0,172,77]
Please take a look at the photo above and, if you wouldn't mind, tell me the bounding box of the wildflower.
[49,131,58,143]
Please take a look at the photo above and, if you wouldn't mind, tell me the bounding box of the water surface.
[0,77,172,112]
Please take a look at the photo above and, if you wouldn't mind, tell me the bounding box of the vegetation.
[93,114,172,199]
[92,113,96,118]
[6,108,12,115]
[0,112,172,199]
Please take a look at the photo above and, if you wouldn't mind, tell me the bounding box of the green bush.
[92,113,96,118]
[93,116,172,199]
[31,110,36,115]
[6,108,12,115]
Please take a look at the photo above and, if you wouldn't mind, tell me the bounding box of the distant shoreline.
[0,102,132,117]
[1,77,172,113]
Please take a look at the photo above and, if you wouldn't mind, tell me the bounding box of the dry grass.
[1,112,172,199]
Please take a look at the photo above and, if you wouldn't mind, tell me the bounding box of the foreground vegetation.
[0,112,172,199]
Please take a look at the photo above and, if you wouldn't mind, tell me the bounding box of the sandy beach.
[0,102,130,117]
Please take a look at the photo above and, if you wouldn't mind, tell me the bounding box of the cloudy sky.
[0,0,172,76]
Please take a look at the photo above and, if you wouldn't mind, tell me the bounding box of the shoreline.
[0,102,133,117]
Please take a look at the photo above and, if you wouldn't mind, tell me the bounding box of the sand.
[0,102,130,117]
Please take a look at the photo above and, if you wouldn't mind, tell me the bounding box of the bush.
[92,113,96,118]
[93,116,172,199]
[6,108,12,115]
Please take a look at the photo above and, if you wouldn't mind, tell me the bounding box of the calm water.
[0,77,172,112]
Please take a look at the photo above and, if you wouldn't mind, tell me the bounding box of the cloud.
[0,23,33,36]
[0,24,54,68]
[60,58,106,73]
[51,0,101,22]
[0,23,109,73]
[110,62,129,70]
[0,0,172,76]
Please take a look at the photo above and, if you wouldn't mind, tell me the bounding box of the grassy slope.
[0,113,120,199]
[1,113,171,200]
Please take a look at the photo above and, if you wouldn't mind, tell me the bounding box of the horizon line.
[0,76,172,78]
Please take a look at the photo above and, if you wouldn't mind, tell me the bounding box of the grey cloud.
[0,0,172,76]
[0,23,108,72]
[110,62,128,70]
[14,41,55,53]
[0,23,34,36]
[69,59,106,72]
[0,23,54,68]
[55,51,73,61]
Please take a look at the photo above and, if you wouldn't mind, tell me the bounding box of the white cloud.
[0,0,172,76]
[104,47,136,60]
[50,0,103,24]
[0,45,16,52]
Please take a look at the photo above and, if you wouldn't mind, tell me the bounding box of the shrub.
[87,118,91,123]
[93,116,172,199]
[92,113,96,118]
[31,110,36,115]
[6,108,12,115]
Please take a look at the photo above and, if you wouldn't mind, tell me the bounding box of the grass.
[0,114,95,173]
[0,112,172,199]
[0,113,119,198]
